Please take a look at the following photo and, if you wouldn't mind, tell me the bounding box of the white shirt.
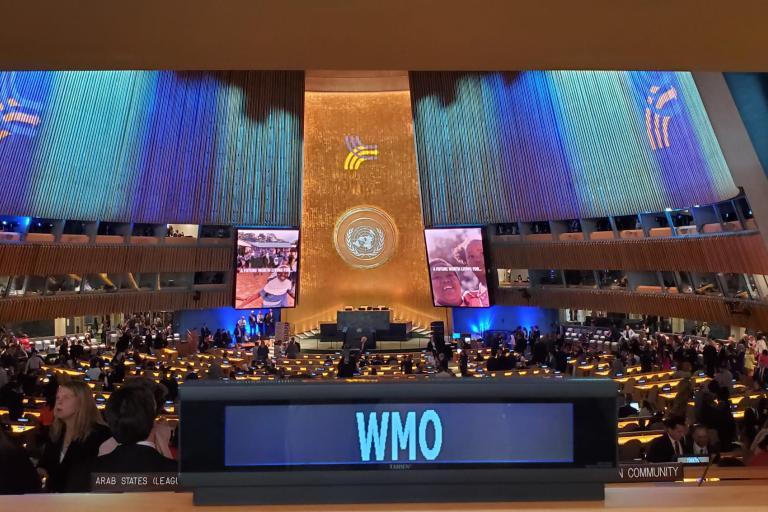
[692,443,708,455]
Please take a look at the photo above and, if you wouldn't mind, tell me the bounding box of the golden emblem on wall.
[333,206,398,269]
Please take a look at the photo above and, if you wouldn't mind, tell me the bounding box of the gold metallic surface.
[284,91,446,332]
[333,205,398,270]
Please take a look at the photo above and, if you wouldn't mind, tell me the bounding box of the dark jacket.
[646,435,681,463]
[683,437,715,456]
[39,423,111,492]
[0,436,41,494]
[68,443,177,491]
[91,443,177,475]
[618,404,639,418]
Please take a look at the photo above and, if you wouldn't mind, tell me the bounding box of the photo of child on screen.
[259,266,295,307]
[425,228,489,308]
[460,270,489,307]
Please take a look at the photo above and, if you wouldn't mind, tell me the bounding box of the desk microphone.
[697,451,721,487]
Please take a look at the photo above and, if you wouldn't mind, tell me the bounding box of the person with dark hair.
[255,339,269,364]
[160,371,179,403]
[646,416,687,462]
[713,386,736,451]
[459,349,468,377]
[0,426,40,494]
[0,378,24,420]
[89,386,176,477]
[71,385,178,489]
[98,377,174,459]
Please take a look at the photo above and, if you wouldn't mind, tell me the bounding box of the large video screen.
[235,229,299,309]
[425,227,489,308]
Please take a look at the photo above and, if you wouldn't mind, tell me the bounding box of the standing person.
[285,338,300,359]
[255,340,269,365]
[703,341,718,378]
[235,317,247,344]
[256,310,265,338]
[758,350,768,387]
[744,344,756,387]
[200,323,211,341]
[248,311,257,338]
[264,309,275,338]
[37,380,110,492]
[459,349,469,377]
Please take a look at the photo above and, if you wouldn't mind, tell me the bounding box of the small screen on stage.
[425,227,489,307]
[235,228,299,309]
[224,403,573,468]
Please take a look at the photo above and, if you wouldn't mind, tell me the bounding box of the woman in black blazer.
[38,380,110,492]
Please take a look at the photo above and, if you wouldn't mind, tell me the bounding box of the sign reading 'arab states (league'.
[92,473,179,492]
[617,463,683,482]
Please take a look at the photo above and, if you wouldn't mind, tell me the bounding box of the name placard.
[617,463,683,482]
[92,472,179,492]
[223,403,574,467]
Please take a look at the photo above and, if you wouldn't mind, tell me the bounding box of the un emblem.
[334,206,398,269]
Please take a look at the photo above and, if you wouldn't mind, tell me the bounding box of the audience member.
[86,386,176,484]
[685,425,714,456]
[37,380,110,492]
[0,427,40,494]
[618,395,639,417]
[646,416,687,463]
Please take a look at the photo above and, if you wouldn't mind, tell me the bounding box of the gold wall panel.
[284,91,446,332]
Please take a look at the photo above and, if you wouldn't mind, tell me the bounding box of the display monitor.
[234,228,299,309]
[424,227,489,308]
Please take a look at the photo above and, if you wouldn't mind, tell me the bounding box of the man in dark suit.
[200,323,211,341]
[684,425,715,456]
[702,341,718,377]
[646,416,687,463]
[89,386,177,482]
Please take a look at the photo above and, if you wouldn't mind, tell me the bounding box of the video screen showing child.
[235,229,299,309]
[425,227,490,308]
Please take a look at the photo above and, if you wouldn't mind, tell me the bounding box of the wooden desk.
[0,483,765,511]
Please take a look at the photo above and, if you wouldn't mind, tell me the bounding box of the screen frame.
[233,226,301,310]
[179,379,617,488]
[423,225,493,309]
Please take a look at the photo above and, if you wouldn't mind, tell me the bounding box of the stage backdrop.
[0,71,303,225]
[283,90,446,333]
[410,71,738,225]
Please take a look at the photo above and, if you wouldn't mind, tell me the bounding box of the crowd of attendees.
[2,314,768,496]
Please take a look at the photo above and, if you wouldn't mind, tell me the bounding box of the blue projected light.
[452,305,558,335]
[410,71,737,225]
[0,71,304,225]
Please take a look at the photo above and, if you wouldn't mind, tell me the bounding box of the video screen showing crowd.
[235,229,299,309]
[425,227,490,308]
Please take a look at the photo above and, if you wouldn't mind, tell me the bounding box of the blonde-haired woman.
[37,380,110,492]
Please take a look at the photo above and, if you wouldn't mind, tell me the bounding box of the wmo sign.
[617,463,683,482]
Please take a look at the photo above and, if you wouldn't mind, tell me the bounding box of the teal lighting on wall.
[410,71,737,226]
[0,71,304,225]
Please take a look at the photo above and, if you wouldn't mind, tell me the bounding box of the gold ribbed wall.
[284,90,445,332]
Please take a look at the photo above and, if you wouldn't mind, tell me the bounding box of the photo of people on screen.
[425,228,489,308]
[235,229,299,309]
